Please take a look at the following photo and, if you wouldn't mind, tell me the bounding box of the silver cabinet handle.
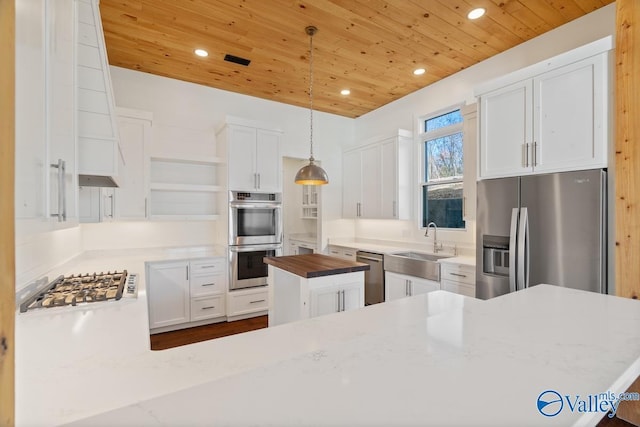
[509,208,518,294]
[450,273,467,278]
[408,280,413,296]
[249,299,266,304]
[257,173,261,189]
[108,194,114,218]
[254,173,257,189]
[336,291,342,312]
[533,141,538,166]
[341,290,346,311]
[186,265,189,281]
[201,283,216,287]
[463,196,466,218]
[50,159,66,222]
[202,306,216,310]
[522,143,529,167]
[198,265,217,269]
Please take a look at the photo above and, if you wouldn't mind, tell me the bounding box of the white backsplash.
[81,221,218,251]
[15,226,83,290]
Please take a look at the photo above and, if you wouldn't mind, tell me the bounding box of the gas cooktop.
[20,271,138,313]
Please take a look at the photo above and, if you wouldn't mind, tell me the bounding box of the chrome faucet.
[424,222,443,253]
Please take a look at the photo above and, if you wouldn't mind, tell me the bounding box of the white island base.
[268,266,364,326]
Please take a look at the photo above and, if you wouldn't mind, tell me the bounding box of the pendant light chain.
[309,28,314,161]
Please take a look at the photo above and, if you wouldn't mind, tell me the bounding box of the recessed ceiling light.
[194,49,209,57]
[413,68,426,76]
[467,8,485,20]
[340,89,351,96]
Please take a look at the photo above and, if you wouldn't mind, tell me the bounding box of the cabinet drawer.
[190,258,225,276]
[227,288,268,316]
[441,264,475,285]
[441,279,476,298]
[190,274,226,297]
[191,295,226,321]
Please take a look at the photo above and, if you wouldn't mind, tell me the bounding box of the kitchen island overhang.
[264,253,370,326]
[69,284,640,426]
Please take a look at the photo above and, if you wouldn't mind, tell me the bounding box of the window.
[420,108,465,229]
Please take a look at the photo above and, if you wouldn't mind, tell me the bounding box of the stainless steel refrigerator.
[476,169,607,299]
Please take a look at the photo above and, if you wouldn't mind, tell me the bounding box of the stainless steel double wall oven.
[228,191,282,290]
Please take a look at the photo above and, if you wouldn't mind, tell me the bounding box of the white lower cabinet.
[440,263,476,298]
[227,287,269,320]
[190,294,226,322]
[147,261,191,330]
[385,271,440,302]
[310,281,363,317]
[327,245,357,261]
[147,257,227,333]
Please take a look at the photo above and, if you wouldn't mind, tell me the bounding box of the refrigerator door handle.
[509,208,519,293]
[517,207,529,290]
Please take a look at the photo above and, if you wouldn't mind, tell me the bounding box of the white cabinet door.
[410,277,440,296]
[227,125,282,192]
[533,54,608,173]
[342,150,361,218]
[380,139,397,218]
[255,129,281,192]
[360,144,382,218]
[15,0,77,232]
[385,272,409,302]
[385,272,440,301]
[15,0,47,223]
[147,262,190,329]
[310,281,362,317]
[462,104,477,221]
[479,80,533,178]
[114,113,151,220]
[227,125,257,191]
[341,281,364,311]
[47,0,77,226]
[310,286,340,317]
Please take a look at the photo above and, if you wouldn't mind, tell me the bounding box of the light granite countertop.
[16,246,640,427]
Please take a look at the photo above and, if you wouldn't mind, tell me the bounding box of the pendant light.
[295,26,329,185]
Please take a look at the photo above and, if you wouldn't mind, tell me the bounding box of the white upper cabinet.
[532,55,608,173]
[15,0,78,234]
[219,120,282,193]
[479,80,532,178]
[461,104,477,221]
[476,37,611,179]
[342,130,413,219]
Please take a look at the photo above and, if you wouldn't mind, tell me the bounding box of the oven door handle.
[229,202,282,209]
[229,244,283,252]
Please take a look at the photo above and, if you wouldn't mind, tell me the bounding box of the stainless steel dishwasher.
[356,251,384,305]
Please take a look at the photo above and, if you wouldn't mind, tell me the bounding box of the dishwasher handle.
[357,255,381,262]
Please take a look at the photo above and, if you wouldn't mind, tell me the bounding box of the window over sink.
[420,107,465,229]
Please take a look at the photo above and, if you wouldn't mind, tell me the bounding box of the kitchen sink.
[384,251,452,281]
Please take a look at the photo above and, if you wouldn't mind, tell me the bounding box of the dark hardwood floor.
[150,315,268,350]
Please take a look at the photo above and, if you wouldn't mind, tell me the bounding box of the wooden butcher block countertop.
[263,254,369,278]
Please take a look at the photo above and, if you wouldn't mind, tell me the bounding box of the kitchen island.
[264,253,370,326]
[15,252,640,426]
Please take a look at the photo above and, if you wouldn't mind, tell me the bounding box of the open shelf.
[150,154,225,166]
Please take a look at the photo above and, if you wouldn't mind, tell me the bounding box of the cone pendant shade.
[295,26,329,186]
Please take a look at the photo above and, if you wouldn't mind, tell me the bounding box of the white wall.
[351,3,616,250]
[15,227,83,289]
[86,66,354,252]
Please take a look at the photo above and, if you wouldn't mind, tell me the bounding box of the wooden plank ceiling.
[100,0,614,118]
